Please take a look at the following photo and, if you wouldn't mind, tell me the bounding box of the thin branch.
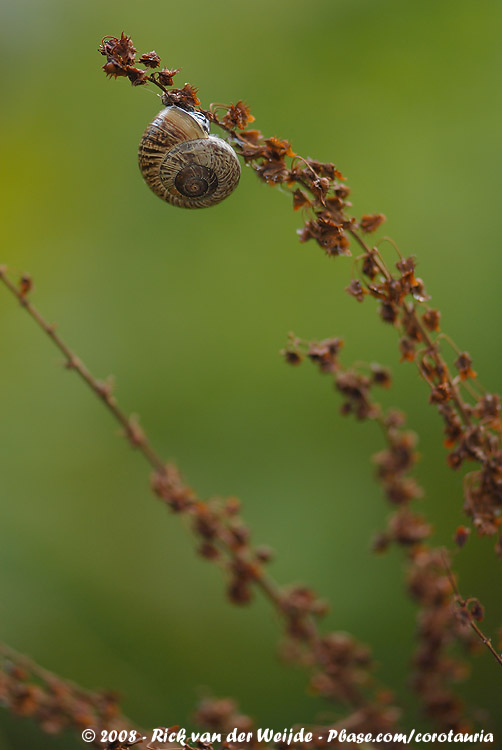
[440,552,502,669]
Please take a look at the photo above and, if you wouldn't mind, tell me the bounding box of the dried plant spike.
[0,266,402,728]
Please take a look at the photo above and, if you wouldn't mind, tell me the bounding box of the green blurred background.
[1,0,501,745]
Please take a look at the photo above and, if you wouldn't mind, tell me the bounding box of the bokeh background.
[1,0,501,746]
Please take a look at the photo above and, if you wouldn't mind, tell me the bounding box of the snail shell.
[138,106,241,208]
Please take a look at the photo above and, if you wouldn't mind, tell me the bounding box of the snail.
[138,105,241,208]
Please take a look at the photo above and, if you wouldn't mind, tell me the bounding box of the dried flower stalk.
[99,32,502,550]
[0,642,139,747]
[281,336,502,728]
[0,265,403,743]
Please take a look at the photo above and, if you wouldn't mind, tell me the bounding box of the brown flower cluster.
[0,644,136,748]
[211,118,352,259]
[282,336,487,731]
[345,244,502,547]
[99,33,152,87]
[194,696,400,750]
[151,464,386,712]
[194,696,256,749]
[98,33,199,108]
[222,101,255,131]
[232,133,351,257]
[151,468,265,605]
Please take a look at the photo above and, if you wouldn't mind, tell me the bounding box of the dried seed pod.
[138,106,240,208]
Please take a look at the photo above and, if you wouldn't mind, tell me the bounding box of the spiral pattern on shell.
[138,106,241,208]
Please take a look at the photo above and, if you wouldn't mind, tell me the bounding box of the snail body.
[138,106,241,208]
